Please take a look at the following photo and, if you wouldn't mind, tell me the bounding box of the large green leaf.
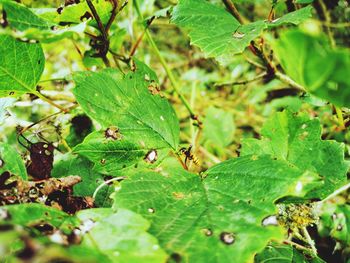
[77,208,168,263]
[73,61,179,171]
[0,143,27,180]
[113,156,320,262]
[171,0,312,61]
[241,111,348,200]
[273,30,350,108]
[0,35,45,97]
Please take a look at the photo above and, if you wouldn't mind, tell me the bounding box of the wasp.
[179,145,200,167]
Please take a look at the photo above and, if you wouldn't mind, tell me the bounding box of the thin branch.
[129,16,155,57]
[105,0,119,33]
[301,227,317,256]
[274,71,306,92]
[222,0,244,24]
[34,91,68,113]
[215,72,267,87]
[86,0,108,41]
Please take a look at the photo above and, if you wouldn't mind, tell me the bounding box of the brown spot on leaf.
[104,126,122,140]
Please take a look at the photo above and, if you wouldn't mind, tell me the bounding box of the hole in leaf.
[148,208,155,213]
[104,126,122,140]
[261,215,278,226]
[202,228,213,236]
[220,232,235,245]
[144,149,157,163]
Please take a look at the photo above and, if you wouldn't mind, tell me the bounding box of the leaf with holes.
[0,35,45,97]
[73,61,179,171]
[113,155,320,263]
[241,111,348,200]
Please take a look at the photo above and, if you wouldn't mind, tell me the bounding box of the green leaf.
[1,0,52,31]
[171,0,313,61]
[202,106,235,147]
[52,155,113,207]
[0,1,87,43]
[241,111,348,199]
[77,208,168,263]
[0,35,45,97]
[0,143,27,180]
[255,242,325,263]
[113,155,320,262]
[38,0,113,28]
[273,29,350,108]
[73,61,179,170]
[0,203,78,233]
[319,204,350,246]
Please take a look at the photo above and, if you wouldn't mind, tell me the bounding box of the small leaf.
[0,143,27,180]
[77,208,168,263]
[0,35,45,97]
[241,111,348,199]
[113,155,320,262]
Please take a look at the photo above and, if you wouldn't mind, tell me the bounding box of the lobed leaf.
[113,155,320,262]
[241,111,348,200]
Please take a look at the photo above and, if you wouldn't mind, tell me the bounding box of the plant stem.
[34,91,68,112]
[318,0,336,48]
[215,72,267,87]
[275,71,306,92]
[133,0,198,121]
[93,176,127,199]
[222,0,244,24]
[301,227,317,256]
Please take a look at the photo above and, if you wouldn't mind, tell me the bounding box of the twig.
[105,0,119,33]
[86,0,110,66]
[215,72,267,87]
[222,0,244,24]
[274,71,306,92]
[129,16,155,57]
[283,240,312,252]
[34,91,68,113]
[318,0,336,48]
